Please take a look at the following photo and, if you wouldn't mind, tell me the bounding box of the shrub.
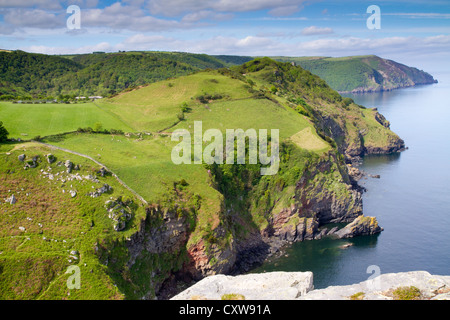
[350,292,365,300]
[110,129,124,135]
[180,102,191,113]
[93,122,103,133]
[0,121,9,142]
[221,293,245,300]
[342,97,353,108]
[177,112,185,121]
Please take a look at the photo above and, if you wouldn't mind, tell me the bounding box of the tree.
[93,122,103,132]
[0,121,9,142]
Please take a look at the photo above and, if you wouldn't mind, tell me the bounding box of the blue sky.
[0,0,449,71]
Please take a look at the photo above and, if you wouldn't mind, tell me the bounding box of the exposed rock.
[46,154,56,164]
[185,236,236,281]
[299,271,450,300]
[374,111,391,129]
[70,190,77,198]
[98,167,107,177]
[338,243,353,249]
[346,164,364,181]
[105,196,133,231]
[334,215,383,239]
[18,154,26,162]
[172,271,450,300]
[64,160,73,173]
[171,272,314,300]
[88,183,112,198]
[5,194,17,204]
[327,226,339,236]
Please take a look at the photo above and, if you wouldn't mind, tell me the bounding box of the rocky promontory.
[171,271,450,300]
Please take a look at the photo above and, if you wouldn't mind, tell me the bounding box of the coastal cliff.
[274,55,438,94]
[101,59,405,299]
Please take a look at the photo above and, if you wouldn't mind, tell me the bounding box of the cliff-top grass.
[0,142,147,299]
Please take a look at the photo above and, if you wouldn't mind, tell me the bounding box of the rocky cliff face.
[119,147,381,299]
[311,107,405,162]
[207,152,377,277]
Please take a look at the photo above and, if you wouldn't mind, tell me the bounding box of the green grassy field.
[0,142,147,299]
[0,102,133,139]
[101,71,253,132]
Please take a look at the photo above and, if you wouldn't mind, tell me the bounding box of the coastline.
[338,80,439,95]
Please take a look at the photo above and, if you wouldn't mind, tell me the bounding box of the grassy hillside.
[273,55,437,93]
[0,142,147,299]
[234,57,404,156]
[0,102,133,139]
[0,51,253,100]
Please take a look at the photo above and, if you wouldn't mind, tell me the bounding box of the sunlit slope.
[99,70,321,142]
[0,102,133,139]
[48,68,329,204]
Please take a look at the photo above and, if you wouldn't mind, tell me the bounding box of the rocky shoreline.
[337,80,438,94]
[156,147,399,299]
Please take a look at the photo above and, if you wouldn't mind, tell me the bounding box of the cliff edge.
[171,271,450,300]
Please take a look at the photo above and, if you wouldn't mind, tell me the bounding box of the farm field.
[0,102,133,139]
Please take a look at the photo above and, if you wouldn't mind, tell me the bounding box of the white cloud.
[0,0,99,9]
[301,26,334,36]
[3,8,64,29]
[26,41,113,55]
[0,0,62,10]
[78,3,188,31]
[181,10,233,23]
[384,12,450,19]
[20,34,450,62]
[268,5,301,17]
[148,0,310,16]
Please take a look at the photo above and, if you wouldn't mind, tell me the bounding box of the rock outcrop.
[5,194,17,205]
[300,271,450,300]
[105,196,133,231]
[334,215,383,239]
[171,272,314,300]
[171,271,450,300]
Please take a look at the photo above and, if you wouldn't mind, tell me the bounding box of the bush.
[177,112,185,121]
[110,129,124,135]
[392,286,422,300]
[93,122,103,133]
[0,121,9,142]
[221,293,245,300]
[350,292,365,300]
[180,102,191,113]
